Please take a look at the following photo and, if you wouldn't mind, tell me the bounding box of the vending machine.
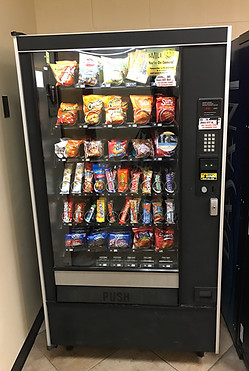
[13,26,231,354]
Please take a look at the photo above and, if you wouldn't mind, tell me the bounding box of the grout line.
[86,348,120,371]
[150,349,179,371]
[206,345,233,371]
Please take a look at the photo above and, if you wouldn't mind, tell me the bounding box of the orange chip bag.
[130,95,153,124]
[50,61,77,86]
[56,103,78,125]
[83,95,104,125]
[103,95,125,125]
[65,140,83,158]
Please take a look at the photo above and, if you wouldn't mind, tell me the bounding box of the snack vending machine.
[13,27,231,354]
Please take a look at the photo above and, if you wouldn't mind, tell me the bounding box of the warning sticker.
[200,173,218,181]
[199,118,221,130]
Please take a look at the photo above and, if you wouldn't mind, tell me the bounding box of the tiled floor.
[23,317,247,371]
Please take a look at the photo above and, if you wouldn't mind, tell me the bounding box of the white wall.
[0,1,42,370]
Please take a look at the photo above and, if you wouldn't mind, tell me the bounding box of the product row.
[56,95,176,126]
[55,131,178,160]
[65,226,176,252]
[60,163,176,196]
[50,48,179,87]
[62,196,175,226]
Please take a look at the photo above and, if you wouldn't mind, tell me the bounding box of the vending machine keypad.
[203,133,216,152]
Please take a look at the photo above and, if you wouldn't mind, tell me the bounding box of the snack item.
[83,95,104,125]
[78,53,100,86]
[153,130,178,157]
[132,139,154,158]
[155,227,174,250]
[142,169,153,194]
[122,97,129,122]
[55,139,68,159]
[93,163,106,193]
[63,198,73,224]
[119,197,131,224]
[105,168,116,193]
[130,198,141,224]
[142,201,152,224]
[84,203,96,223]
[165,199,175,224]
[50,60,77,86]
[60,163,74,194]
[156,96,175,123]
[84,139,104,158]
[65,233,86,249]
[108,139,128,158]
[127,49,148,84]
[96,198,106,223]
[153,171,162,194]
[130,95,153,124]
[56,103,78,126]
[83,163,93,193]
[109,232,131,249]
[87,231,108,249]
[130,171,141,194]
[107,200,116,223]
[74,202,86,224]
[152,197,164,223]
[66,140,83,158]
[102,56,128,85]
[118,168,129,193]
[132,226,153,249]
[165,171,175,193]
[71,162,84,194]
[103,96,125,124]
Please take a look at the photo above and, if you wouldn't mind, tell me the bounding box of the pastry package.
[71,162,84,194]
[127,49,148,84]
[65,233,86,250]
[83,163,93,193]
[132,139,154,158]
[109,232,131,249]
[56,103,78,126]
[87,230,108,249]
[130,95,153,124]
[84,139,104,159]
[60,163,74,194]
[83,95,104,125]
[50,61,77,86]
[132,226,154,249]
[78,53,100,86]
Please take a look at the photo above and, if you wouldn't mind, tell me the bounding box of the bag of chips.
[132,226,153,249]
[56,103,78,126]
[103,96,125,124]
[102,56,128,85]
[78,53,100,86]
[156,96,175,123]
[155,227,174,251]
[108,139,128,158]
[55,139,83,159]
[132,139,154,158]
[83,95,104,125]
[50,61,77,86]
[84,139,104,158]
[130,95,153,124]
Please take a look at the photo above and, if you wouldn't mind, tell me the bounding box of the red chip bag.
[156,96,175,123]
[132,226,153,249]
[155,227,174,251]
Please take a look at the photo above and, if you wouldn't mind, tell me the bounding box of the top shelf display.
[49,48,180,89]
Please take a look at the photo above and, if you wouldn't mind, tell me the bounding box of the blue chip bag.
[109,232,131,249]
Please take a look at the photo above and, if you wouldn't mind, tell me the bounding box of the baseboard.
[11,306,44,371]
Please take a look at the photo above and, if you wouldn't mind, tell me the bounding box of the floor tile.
[23,345,57,371]
[89,349,175,371]
[35,331,116,371]
[209,346,247,370]
[152,317,233,371]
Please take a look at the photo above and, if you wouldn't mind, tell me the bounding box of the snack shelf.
[55,122,178,130]
[63,221,176,228]
[57,156,177,163]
